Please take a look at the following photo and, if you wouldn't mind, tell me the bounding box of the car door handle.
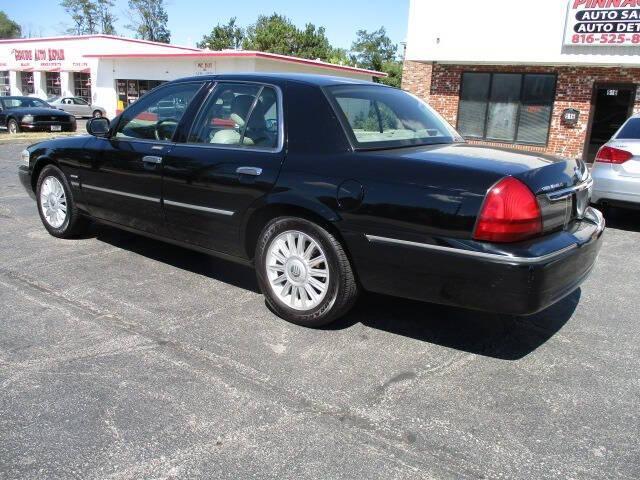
[236,166,262,176]
[142,155,163,164]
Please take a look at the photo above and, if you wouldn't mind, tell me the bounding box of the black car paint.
[19,73,604,315]
[0,97,76,132]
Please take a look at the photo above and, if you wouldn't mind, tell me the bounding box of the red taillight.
[474,177,542,243]
[595,146,632,164]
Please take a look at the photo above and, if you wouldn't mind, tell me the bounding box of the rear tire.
[255,217,359,327]
[36,165,89,238]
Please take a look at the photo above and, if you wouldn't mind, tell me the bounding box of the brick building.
[402,0,640,162]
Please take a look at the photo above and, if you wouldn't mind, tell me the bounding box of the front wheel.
[255,217,359,327]
[92,110,102,118]
[36,165,89,238]
[7,119,19,134]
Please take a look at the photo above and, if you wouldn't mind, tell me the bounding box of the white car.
[47,96,106,119]
[591,114,640,210]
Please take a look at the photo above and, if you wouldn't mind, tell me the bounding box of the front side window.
[73,97,89,105]
[114,82,202,141]
[188,83,280,149]
[457,72,556,146]
[326,85,458,149]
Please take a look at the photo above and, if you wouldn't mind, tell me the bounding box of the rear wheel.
[255,217,359,327]
[7,119,19,134]
[36,165,89,238]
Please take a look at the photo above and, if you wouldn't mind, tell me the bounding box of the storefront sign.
[564,0,640,46]
[10,48,65,61]
[562,108,581,125]
[194,61,215,75]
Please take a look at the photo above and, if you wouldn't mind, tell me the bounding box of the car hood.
[372,143,585,195]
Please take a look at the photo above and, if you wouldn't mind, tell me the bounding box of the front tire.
[92,110,102,118]
[36,165,89,238]
[7,119,19,134]
[255,217,359,327]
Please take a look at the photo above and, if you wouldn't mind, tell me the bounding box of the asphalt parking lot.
[1,139,639,479]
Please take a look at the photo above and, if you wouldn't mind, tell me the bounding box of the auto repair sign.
[564,0,640,46]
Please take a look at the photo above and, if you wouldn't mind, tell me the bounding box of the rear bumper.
[351,208,605,316]
[591,164,640,206]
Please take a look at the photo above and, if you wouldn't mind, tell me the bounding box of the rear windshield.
[617,118,640,139]
[326,85,461,149]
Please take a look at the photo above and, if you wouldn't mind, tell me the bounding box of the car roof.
[3,96,39,100]
[174,72,381,88]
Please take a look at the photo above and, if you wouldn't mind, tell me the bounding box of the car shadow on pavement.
[330,290,580,361]
[90,223,578,361]
[91,224,261,293]
[600,206,640,233]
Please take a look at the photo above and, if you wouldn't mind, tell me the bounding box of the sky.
[2,0,409,51]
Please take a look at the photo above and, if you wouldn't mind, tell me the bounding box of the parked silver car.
[591,114,640,210]
[47,96,106,119]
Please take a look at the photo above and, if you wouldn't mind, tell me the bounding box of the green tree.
[61,0,98,34]
[60,0,116,35]
[242,14,333,60]
[351,27,402,87]
[96,0,116,35]
[328,47,356,66]
[242,14,299,55]
[295,23,332,60]
[0,11,21,39]
[126,0,170,43]
[198,17,244,50]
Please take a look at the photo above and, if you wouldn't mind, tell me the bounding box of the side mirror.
[87,117,110,137]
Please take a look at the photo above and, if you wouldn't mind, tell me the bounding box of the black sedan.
[1,96,76,134]
[17,74,604,327]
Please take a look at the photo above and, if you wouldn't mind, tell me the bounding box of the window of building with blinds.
[456,72,556,146]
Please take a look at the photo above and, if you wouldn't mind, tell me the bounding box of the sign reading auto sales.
[564,0,640,46]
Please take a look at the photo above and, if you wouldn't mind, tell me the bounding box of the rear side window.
[617,118,640,139]
[326,85,457,149]
[187,83,280,149]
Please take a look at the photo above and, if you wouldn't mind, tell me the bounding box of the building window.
[116,79,166,110]
[20,71,35,95]
[0,71,9,96]
[457,73,556,146]
[73,72,91,103]
[45,72,61,98]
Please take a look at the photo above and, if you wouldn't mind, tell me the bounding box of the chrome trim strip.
[83,184,160,203]
[163,199,234,216]
[546,177,593,201]
[365,235,578,265]
[70,181,80,188]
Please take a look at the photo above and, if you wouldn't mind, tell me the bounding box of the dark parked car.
[18,74,604,326]
[1,96,76,134]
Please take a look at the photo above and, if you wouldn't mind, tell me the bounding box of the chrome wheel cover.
[39,176,67,228]
[8,121,17,134]
[266,230,330,311]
